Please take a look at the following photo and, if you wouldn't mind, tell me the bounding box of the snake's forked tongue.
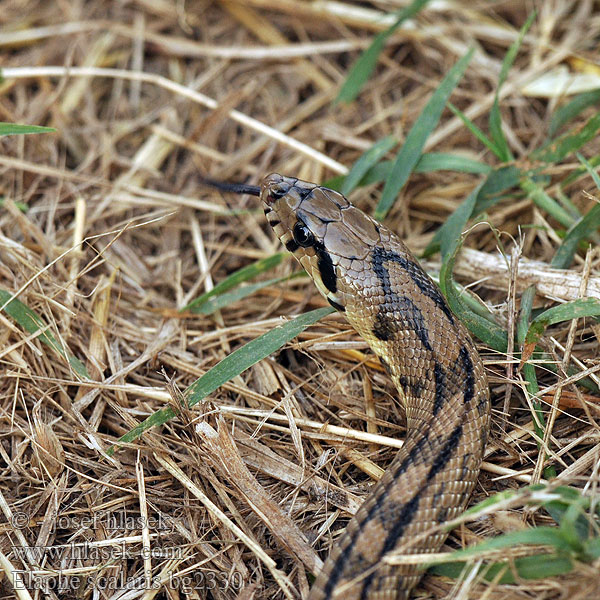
[200,177,260,197]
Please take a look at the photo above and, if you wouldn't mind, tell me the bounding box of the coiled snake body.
[210,173,491,599]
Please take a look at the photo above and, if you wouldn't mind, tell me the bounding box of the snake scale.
[207,173,491,600]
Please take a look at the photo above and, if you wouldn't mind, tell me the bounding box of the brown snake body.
[208,174,491,599]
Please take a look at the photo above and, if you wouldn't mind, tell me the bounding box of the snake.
[206,173,491,599]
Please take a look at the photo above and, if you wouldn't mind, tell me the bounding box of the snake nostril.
[268,183,291,200]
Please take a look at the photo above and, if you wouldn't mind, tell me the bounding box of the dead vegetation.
[1,1,599,599]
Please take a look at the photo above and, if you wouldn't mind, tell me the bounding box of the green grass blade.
[192,272,305,315]
[374,48,474,220]
[336,0,431,104]
[552,204,600,268]
[577,150,600,192]
[111,306,335,448]
[520,177,575,228]
[549,88,600,138]
[184,305,334,407]
[183,252,288,313]
[524,298,600,346]
[560,153,600,189]
[339,135,397,196]
[430,484,597,581]
[517,286,558,477]
[423,165,520,258]
[473,166,521,213]
[447,102,501,157]
[325,152,491,191]
[429,553,573,584]
[560,501,590,551]
[488,12,535,162]
[0,289,89,379]
[585,537,600,559]
[442,526,574,559]
[438,242,508,352]
[439,183,480,260]
[488,553,573,582]
[544,486,590,532]
[517,285,544,439]
[414,152,492,175]
[429,482,599,583]
[506,554,572,583]
[555,188,584,220]
[0,122,56,135]
[533,111,600,163]
[552,153,600,268]
[0,197,28,212]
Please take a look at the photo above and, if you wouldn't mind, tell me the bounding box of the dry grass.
[1,1,599,599]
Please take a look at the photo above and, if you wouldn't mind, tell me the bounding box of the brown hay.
[1,2,599,599]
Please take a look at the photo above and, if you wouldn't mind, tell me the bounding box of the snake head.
[261,173,381,312]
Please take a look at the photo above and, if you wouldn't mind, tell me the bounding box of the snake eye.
[293,222,315,247]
